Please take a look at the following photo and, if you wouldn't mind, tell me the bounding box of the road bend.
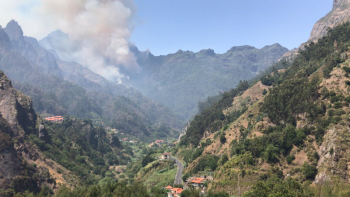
[172,157,184,185]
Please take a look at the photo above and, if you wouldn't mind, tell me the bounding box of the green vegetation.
[181,187,229,197]
[180,80,249,147]
[192,155,220,174]
[29,117,127,185]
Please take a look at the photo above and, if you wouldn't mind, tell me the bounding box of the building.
[189,178,206,188]
[168,188,183,197]
[161,152,171,160]
[44,116,64,123]
[165,185,173,190]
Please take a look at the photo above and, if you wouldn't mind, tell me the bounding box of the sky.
[0,0,333,57]
[131,0,333,55]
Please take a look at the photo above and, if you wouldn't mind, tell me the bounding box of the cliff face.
[0,70,55,195]
[309,0,350,42]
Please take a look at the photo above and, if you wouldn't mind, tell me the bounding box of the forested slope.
[177,22,350,196]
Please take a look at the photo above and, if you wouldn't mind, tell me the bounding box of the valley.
[3,0,350,197]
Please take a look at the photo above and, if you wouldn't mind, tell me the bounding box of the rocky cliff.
[309,0,350,42]
[0,70,58,195]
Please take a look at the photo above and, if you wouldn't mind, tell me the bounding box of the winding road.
[172,157,184,185]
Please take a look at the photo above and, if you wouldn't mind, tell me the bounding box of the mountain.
[0,70,63,195]
[0,69,137,195]
[176,20,350,197]
[127,44,288,121]
[0,20,181,140]
[40,30,288,121]
[309,0,350,42]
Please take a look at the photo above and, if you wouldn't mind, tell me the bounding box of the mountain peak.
[4,20,24,41]
[227,45,256,53]
[198,49,215,56]
[333,0,350,10]
[0,28,12,52]
[309,0,350,42]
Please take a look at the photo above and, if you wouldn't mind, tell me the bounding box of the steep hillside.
[0,21,181,140]
[0,70,70,196]
[177,22,350,196]
[0,69,138,196]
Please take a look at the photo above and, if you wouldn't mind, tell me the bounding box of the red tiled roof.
[162,152,171,155]
[191,178,205,184]
[172,188,183,194]
[165,185,173,189]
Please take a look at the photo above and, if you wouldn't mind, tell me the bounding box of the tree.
[220,133,226,144]
[220,154,229,165]
[142,154,154,167]
[262,89,268,95]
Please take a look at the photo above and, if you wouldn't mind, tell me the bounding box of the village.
[159,152,213,197]
[44,115,211,197]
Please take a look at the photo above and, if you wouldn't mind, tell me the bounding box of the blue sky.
[131,0,333,55]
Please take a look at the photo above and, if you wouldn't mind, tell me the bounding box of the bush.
[286,155,295,165]
[334,102,343,109]
[141,155,154,167]
[302,162,317,180]
[182,173,191,182]
[220,154,229,165]
[262,89,268,95]
[220,133,226,144]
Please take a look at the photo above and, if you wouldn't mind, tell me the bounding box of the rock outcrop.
[0,70,55,195]
[309,0,350,42]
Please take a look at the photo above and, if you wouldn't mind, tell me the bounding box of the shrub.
[220,154,229,165]
[334,102,343,109]
[220,133,226,144]
[286,155,295,165]
[262,89,268,95]
[302,162,317,180]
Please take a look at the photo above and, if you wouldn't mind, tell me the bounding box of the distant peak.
[4,20,24,41]
[198,49,215,56]
[262,43,285,49]
[175,49,184,54]
[228,45,256,53]
[48,30,69,38]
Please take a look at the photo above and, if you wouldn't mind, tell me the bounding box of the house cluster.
[164,176,212,197]
[184,176,213,193]
[44,116,64,123]
[165,186,183,197]
[149,140,165,147]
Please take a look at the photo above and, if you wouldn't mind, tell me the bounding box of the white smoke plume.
[0,0,139,82]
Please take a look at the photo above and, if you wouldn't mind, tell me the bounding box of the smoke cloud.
[0,0,139,82]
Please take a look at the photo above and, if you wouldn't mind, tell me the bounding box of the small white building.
[161,152,171,160]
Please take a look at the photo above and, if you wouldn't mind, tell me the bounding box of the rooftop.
[191,178,205,184]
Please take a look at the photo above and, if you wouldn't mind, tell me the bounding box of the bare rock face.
[309,0,350,42]
[0,71,37,137]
